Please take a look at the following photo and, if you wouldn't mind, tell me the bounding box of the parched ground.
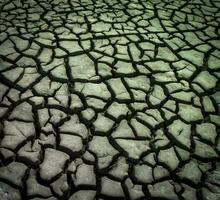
[0,0,220,199]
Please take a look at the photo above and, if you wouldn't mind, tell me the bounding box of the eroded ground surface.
[0,0,220,199]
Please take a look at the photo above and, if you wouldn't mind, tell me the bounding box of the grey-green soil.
[0,0,220,200]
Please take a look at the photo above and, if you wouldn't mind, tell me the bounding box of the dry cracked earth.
[0,0,220,200]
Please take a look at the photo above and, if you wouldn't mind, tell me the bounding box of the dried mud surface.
[0,0,220,199]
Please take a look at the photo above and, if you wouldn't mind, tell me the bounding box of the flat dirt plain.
[0,0,220,199]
